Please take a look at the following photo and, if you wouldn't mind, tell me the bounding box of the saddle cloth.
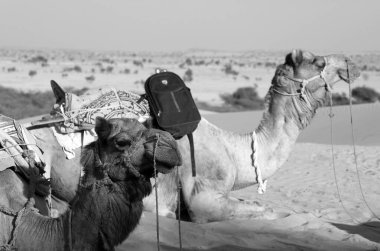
[50,88,151,159]
[0,114,50,197]
[53,87,150,133]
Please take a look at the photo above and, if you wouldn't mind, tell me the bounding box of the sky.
[0,0,379,53]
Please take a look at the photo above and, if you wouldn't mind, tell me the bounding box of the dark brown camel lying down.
[0,117,181,251]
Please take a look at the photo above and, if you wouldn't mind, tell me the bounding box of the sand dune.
[117,103,380,250]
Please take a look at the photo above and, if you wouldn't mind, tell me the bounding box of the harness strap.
[153,133,161,251]
[187,133,196,177]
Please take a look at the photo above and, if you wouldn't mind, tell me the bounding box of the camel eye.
[115,139,131,148]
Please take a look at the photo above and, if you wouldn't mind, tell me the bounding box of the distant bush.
[220,86,264,110]
[183,69,193,82]
[105,66,113,73]
[185,58,192,66]
[63,65,82,73]
[352,86,380,103]
[85,75,95,83]
[28,70,37,78]
[7,67,16,72]
[133,60,143,67]
[27,55,48,64]
[222,64,239,76]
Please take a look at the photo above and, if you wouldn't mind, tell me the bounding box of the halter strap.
[272,57,333,99]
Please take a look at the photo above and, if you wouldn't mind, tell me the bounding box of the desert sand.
[117,104,380,251]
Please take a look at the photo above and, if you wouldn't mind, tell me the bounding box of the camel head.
[81,117,182,184]
[270,49,360,128]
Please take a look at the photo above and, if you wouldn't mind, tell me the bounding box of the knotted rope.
[251,131,267,194]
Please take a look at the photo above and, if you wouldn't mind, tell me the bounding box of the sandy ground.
[117,104,380,251]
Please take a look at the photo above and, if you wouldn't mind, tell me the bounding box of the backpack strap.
[187,133,196,177]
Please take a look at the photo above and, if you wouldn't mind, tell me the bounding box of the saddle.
[0,115,50,197]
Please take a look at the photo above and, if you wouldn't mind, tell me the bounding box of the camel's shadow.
[332,221,380,243]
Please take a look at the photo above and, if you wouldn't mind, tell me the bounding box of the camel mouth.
[144,135,182,166]
[338,58,360,83]
[144,145,182,167]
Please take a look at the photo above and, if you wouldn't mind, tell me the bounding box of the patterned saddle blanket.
[45,87,151,159]
[52,87,151,133]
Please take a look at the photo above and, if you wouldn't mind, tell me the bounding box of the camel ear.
[95,117,111,141]
[290,49,303,66]
[51,80,66,105]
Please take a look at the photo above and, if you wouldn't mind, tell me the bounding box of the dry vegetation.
[0,48,379,119]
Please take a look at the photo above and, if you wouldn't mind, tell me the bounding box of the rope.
[0,143,39,160]
[176,166,183,250]
[251,131,267,194]
[346,64,380,221]
[328,60,380,223]
[328,92,361,224]
[153,133,160,251]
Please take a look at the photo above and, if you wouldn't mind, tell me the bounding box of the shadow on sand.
[332,221,380,243]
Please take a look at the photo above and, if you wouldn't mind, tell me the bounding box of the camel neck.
[253,95,303,180]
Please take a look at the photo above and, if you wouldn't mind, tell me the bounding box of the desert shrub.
[7,67,16,72]
[183,69,193,82]
[264,62,276,68]
[185,58,192,66]
[352,86,380,103]
[85,75,95,83]
[27,55,48,64]
[106,66,113,73]
[220,86,264,110]
[133,60,143,67]
[73,65,82,72]
[28,70,37,78]
[222,64,239,76]
[195,60,205,66]
[63,65,82,73]
[123,68,131,74]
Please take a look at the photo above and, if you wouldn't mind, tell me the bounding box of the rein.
[328,61,380,223]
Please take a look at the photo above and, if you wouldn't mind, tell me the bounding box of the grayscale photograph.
[0,0,379,250]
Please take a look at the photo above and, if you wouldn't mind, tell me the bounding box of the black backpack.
[144,69,201,176]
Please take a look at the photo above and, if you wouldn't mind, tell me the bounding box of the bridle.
[92,133,160,180]
[272,57,334,101]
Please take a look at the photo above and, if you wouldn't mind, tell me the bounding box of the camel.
[26,49,360,223]
[143,50,360,222]
[0,117,182,250]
